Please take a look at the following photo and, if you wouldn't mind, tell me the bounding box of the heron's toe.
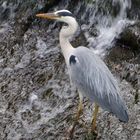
[86,131,98,140]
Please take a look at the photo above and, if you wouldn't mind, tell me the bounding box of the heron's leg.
[91,103,99,132]
[76,93,83,121]
[68,92,83,137]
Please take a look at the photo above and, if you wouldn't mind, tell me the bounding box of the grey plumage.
[69,47,129,122]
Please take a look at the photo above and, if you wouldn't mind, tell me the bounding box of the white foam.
[29,93,38,104]
[82,0,133,56]
[35,37,48,58]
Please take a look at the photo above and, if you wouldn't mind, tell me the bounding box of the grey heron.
[36,9,129,134]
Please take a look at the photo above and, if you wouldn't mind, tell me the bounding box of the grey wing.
[69,47,128,122]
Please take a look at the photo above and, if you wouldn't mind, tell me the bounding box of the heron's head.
[36,10,76,25]
[36,10,78,38]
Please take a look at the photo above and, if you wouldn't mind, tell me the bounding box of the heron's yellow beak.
[36,13,59,20]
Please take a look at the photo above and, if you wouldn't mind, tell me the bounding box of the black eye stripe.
[57,12,74,17]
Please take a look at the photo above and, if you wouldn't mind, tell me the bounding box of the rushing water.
[0,0,134,56]
[75,0,133,56]
[0,0,139,140]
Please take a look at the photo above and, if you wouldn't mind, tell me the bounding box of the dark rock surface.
[127,0,140,19]
[0,0,140,140]
[117,21,140,52]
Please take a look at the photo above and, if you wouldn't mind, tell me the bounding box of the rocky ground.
[0,0,140,140]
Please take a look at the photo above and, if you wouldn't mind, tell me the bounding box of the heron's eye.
[69,55,77,65]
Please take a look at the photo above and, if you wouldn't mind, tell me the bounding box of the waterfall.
[77,0,133,56]
[0,0,134,57]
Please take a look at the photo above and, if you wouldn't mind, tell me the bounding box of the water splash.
[80,0,133,56]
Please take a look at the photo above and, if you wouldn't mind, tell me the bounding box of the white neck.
[59,18,78,65]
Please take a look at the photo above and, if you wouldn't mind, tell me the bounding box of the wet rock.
[127,0,140,19]
[0,0,140,140]
[106,46,134,63]
[107,45,140,90]
[116,21,140,52]
[71,31,88,48]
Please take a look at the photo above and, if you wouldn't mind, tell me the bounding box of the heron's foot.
[79,119,89,130]
[86,130,98,140]
[90,104,99,135]
[87,123,98,139]
[67,102,83,138]
[67,121,79,139]
[91,122,98,133]
[66,93,83,139]
[67,119,87,139]
[89,127,98,135]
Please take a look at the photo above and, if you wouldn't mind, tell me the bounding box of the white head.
[36,10,78,38]
[54,10,75,24]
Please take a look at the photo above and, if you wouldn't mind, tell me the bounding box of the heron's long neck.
[59,20,78,63]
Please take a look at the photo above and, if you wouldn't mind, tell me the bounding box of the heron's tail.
[118,109,129,123]
[111,96,129,123]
